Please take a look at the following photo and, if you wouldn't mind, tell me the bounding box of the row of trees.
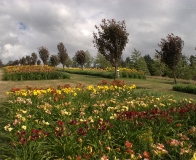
[2,44,196,80]
[1,19,196,82]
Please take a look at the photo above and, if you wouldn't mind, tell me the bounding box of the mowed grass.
[1,69,196,104]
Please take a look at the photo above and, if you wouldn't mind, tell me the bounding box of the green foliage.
[121,71,146,79]
[19,57,27,65]
[155,33,184,84]
[84,50,94,68]
[75,50,86,70]
[26,55,31,65]
[173,83,196,94]
[38,46,50,65]
[93,19,129,80]
[144,54,154,76]
[3,70,70,81]
[0,59,4,68]
[94,53,112,69]
[62,69,114,79]
[31,52,38,65]
[50,55,60,67]
[57,42,68,69]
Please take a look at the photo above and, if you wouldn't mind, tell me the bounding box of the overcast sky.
[1,0,196,64]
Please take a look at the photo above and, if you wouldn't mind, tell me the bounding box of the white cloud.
[0,0,196,64]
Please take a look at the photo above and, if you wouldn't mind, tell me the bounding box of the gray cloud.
[0,0,196,64]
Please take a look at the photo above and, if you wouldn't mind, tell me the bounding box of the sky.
[1,0,196,64]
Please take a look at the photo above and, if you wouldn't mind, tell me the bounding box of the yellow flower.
[22,125,27,130]
[8,127,13,132]
[191,152,196,160]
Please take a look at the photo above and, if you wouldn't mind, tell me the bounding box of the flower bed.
[3,65,70,80]
[3,80,196,159]
[61,67,146,79]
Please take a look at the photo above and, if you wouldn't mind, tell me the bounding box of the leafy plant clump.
[173,83,196,94]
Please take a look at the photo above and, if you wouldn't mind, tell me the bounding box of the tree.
[94,53,112,69]
[65,55,72,67]
[38,46,50,65]
[31,52,38,65]
[130,48,141,68]
[93,19,129,80]
[13,60,19,66]
[75,50,86,70]
[124,57,131,68]
[84,50,94,68]
[143,54,154,76]
[0,59,4,68]
[57,42,68,69]
[49,55,60,67]
[20,57,27,65]
[155,33,184,84]
[175,54,191,80]
[135,57,150,75]
[190,55,196,67]
[71,55,78,68]
[26,55,31,65]
[37,59,41,65]
[6,61,14,66]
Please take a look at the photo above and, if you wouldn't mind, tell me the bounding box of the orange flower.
[76,155,82,160]
[100,155,108,160]
[125,140,133,149]
[143,151,150,159]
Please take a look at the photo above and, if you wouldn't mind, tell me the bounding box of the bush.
[173,83,196,94]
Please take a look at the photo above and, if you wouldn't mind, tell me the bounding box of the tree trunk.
[114,64,118,81]
[63,64,65,70]
[173,69,177,84]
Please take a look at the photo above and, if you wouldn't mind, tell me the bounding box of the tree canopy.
[38,46,50,65]
[75,50,86,70]
[57,42,68,69]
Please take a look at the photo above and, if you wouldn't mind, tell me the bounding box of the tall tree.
[31,52,38,65]
[93,19,129,80]
[175,54,191,79]
[125,57,131,68]
[135,57,150,75]
[155,33,184,84]
[13,60,19,66]
[26,55,31,65]
[57,42,68,69]
[49,55,60,67]
[84,50,94,68]
[190,55,196,67]
[143,54,154,76]
[38,46,50,65]
[130,48,141,68]
[65,55,72,67]
[94,53,112,69]
[0,59,4,68]
[75,50,86,70]
[20,57,27,65]
[37,59,41,65]
[71,55,78,68]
